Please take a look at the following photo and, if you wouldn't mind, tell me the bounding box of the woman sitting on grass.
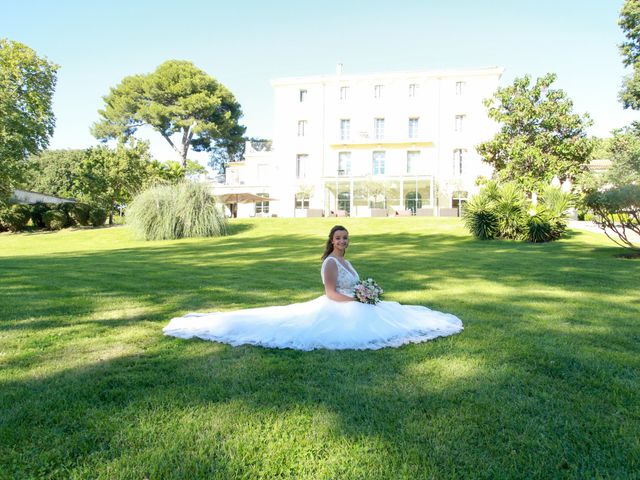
[163,225,463,350]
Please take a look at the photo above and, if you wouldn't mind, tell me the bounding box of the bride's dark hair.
[322,225,348,260]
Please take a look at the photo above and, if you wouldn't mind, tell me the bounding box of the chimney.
[336,63,343,75]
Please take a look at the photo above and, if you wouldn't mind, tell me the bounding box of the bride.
[163,225,463,350]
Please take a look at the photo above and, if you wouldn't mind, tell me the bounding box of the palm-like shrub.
[462,195,499,240]
[127,182,227,240]
[464,183,572,243]
[494,182,528,239]
[526,208,555,243]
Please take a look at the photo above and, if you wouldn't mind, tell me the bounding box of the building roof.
[271,66,505,86]
[11,189,76,205]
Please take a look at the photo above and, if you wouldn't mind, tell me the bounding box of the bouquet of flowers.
[353,278,384,305]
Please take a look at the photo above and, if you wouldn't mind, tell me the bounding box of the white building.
[213,65,504,218]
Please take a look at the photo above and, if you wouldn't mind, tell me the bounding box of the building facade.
[213,66,504,218]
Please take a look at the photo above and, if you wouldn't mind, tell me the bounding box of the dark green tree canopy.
[0,38,58,196]
[477,73,593,192]
[27,149,86,199]
[619,0,640,109]
[92,60,246,169]
[79,140,151,224]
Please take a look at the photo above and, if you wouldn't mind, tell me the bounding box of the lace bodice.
[321,256,360,297]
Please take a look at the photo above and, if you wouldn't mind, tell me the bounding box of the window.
[408,117,419,138]
[407,151,420,173]
[408,83,418,97]
[374,84,384,99]
[299,89,307,102]
[340,86,349,100]
[297,120,306,137]
[453,149,464,175]
[455,81,465,95]
[455,114,465,132]
[340,119,350,141]
[405,191,422,214]
[338,152,351,176]
[374,118,385,140]
[255,192,270,215]
[372,151,385,175]
[295,193,310,209]
[296,154,308,179]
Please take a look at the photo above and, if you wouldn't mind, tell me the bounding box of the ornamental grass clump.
[127,182,227,241]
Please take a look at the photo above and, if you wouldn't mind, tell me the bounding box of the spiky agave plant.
[462,194,499,240]
[495,182,529,240]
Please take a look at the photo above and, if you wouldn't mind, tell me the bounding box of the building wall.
[213,67,503,218]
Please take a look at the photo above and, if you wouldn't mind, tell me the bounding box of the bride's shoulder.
[322,256,338,267]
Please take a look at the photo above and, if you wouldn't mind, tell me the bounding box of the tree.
[619,0,640,109]
[606,126,640,186]
[0,39,58,196]
[27,149,86,199]
[148,159,207,184]
[477,73,593,192]
[92,60,246,170]
[79,140,151,224]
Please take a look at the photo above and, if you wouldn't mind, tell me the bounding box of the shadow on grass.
[1,326,637,478]
[1,224,639,477]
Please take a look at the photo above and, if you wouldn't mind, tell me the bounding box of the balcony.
[329,135,433,150]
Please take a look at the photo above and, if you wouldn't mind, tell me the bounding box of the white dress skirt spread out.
[163,256,463,350]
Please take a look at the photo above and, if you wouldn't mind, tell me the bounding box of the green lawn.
[1,218,638,479]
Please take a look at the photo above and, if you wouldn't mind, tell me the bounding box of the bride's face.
[332,230,349,252]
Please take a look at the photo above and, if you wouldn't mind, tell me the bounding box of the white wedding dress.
[163,257,463,350]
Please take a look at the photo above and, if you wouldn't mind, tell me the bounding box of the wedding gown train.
[163,256,463,350]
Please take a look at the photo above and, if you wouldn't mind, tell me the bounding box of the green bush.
[88,206,108,227]
[55,203,77,227]
[43,210,67,230]
[464,183,572,243]
[70,203,92,226]
[582,184,640,251]
[462,195,499,240]
[494,182,528,239]
[526,209,555,243]
[0,204,31,232]
[30,202,50,228]
[127,181,227,240]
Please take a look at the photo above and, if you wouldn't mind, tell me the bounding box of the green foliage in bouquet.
[127,181,227,241]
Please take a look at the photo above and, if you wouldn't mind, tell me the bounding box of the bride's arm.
[323,260,355,302]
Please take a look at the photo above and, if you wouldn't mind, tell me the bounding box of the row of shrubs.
[0,202,108,232]
[462,182,572,243]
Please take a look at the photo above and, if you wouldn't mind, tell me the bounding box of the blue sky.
[2,0,638,167]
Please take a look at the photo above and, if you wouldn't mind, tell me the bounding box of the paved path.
[568,220,640,242]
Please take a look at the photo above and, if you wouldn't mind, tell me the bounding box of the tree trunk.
[109,198,115,225]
